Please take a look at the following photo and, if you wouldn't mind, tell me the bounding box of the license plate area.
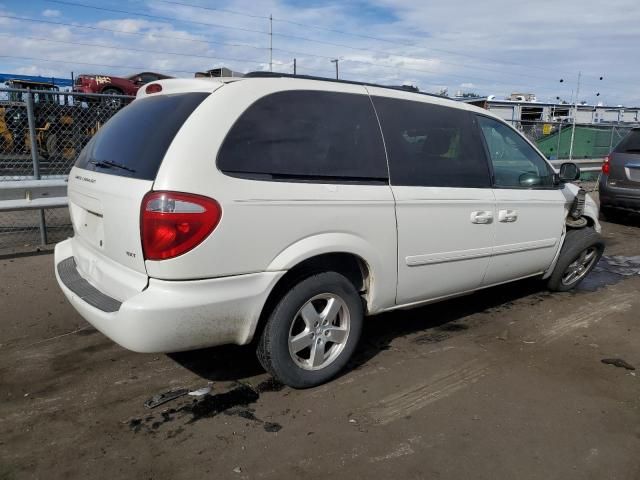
[625,163,640,183]
[71,201,105,249]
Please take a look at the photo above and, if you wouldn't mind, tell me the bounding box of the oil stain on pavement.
[577,255,640,292]
[129,379,285,435]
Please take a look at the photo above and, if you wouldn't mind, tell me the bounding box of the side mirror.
[558,162,580,182]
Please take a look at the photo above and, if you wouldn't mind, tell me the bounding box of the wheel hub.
[288,293,350,371]
[561,245,599,286]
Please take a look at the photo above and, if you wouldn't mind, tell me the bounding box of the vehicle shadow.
[169,277,548,384]
[347,278,548,372]
[168,344,263,382]
[601,211,640,228]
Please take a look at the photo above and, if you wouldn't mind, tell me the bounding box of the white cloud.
[0,1,636,104]
[42,9,60,18]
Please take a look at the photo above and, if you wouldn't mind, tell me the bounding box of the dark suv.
[600,128,640,216]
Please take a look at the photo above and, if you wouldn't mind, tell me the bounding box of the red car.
[73,71,172,103]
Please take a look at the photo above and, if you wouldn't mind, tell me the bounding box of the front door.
[476,115,566,286]
[369,90,496,306]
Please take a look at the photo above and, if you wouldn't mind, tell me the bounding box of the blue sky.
[1,0,639,105]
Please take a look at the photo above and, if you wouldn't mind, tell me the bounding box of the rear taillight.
[141,191,221,260]
[602,155,611,175]
[145,83,162,94]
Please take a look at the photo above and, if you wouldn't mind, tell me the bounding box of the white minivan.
[55,73,603,388]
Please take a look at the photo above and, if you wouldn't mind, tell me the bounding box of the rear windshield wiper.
[90,160,136,173]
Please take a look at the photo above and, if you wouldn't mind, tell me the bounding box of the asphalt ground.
[1,212,639,480]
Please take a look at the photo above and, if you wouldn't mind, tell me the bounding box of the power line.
[31,0,634,93]
[46,0,270,35]
[2,32,543,90]
[0,14,269,51]
[154,0,595,84]
[38,0,565,87]
[157,0,270,20]
[3,25,499,85]
[0,53,332,83]
[43,0,524,75]
[150,0,628,91]
[0,33,280,67]
[0,54,196,75]
[6,10,533,87]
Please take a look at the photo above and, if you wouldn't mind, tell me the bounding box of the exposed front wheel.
[547,227,604,292]
[256,272,363,388]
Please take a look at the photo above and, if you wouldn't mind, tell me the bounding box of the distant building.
[457,95,640,125]
[195,67,244,78]
[508,92,537,102]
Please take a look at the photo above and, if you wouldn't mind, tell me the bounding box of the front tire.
[547,227,604,292]
[101,88,124,109]
[257,272,363,388]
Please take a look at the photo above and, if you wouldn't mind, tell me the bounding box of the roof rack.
[243,71,445,99]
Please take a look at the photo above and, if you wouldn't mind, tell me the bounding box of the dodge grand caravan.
[55,73,604,388]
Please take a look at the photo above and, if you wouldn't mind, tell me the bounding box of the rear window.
[615,129,640,154]
[75,92,209,180]
[217,90,388,182]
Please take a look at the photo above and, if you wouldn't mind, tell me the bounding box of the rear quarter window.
[75,92,209,180]
[615,129,640,154]
[217,90,388,182]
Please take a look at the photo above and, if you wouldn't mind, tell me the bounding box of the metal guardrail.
[549,158,603,172]
[1,87,134,250]
[0,179,68,212]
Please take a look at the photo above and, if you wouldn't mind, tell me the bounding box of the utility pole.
[269,14,273,72]
[293,58,296,75]
[568,71,581,161]
[331,58,339,79]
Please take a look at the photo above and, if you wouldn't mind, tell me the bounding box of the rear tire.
[547,227,604,292]
[256,272,363,388]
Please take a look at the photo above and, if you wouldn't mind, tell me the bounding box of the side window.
[371,96,491,188]
[476,116,555,188]
[217,90,388,182]
[138,73,158,83]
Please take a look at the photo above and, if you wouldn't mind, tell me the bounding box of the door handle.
[498,209,518,223]
[470,210,494,224]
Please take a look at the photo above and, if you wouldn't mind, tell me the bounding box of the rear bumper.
[599,176,640,212]
[54,238,284,353]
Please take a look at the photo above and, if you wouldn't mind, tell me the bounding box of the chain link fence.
[504,119,633,160]
[1,87,638,254]
[0,87,133,253]
[503,119,637,184]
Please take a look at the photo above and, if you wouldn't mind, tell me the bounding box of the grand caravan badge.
[74,175,96,183]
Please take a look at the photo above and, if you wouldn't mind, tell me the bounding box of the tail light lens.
[141,191,221,260]
[602,155,611,175]
[145,83,162,94]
